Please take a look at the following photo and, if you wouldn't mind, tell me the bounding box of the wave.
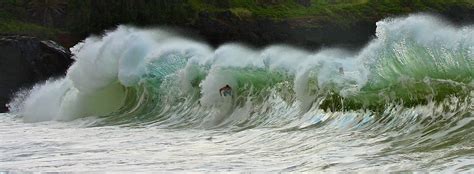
[7,14,473,131]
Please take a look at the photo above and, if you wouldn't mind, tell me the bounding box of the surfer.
[219,84,232,97]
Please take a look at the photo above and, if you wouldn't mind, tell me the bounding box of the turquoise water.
[1,14,473,172]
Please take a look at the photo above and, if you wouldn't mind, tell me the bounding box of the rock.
[0,35,73,112]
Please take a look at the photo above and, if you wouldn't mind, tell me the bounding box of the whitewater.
[1,14,473,172]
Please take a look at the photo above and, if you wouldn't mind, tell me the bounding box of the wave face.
[8,14,473,128]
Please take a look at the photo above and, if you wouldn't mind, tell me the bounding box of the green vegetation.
[191,0,473,19]
[0,0,472,44]
[65,0,194,34]
[0,0,63,39]
[230,7,253,19]
[28,0,67,26]
[0,19,60,38]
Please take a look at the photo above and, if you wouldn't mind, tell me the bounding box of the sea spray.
[8,14,472,128]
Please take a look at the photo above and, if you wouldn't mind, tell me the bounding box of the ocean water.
[1,14,473,172]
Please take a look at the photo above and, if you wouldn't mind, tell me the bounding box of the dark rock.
[0,35,73,112]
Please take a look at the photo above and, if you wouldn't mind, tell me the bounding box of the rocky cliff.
[0,36,73,112]
[191,5,473,49]
[193,11,376,49]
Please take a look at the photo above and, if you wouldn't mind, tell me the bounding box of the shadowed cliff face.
[194,11,376,49]
[0,36,73,112]
[189,8,473,49]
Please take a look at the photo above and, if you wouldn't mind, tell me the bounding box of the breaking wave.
[7,14,473,132]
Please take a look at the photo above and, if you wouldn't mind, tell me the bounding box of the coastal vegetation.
[1,0,472,46]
